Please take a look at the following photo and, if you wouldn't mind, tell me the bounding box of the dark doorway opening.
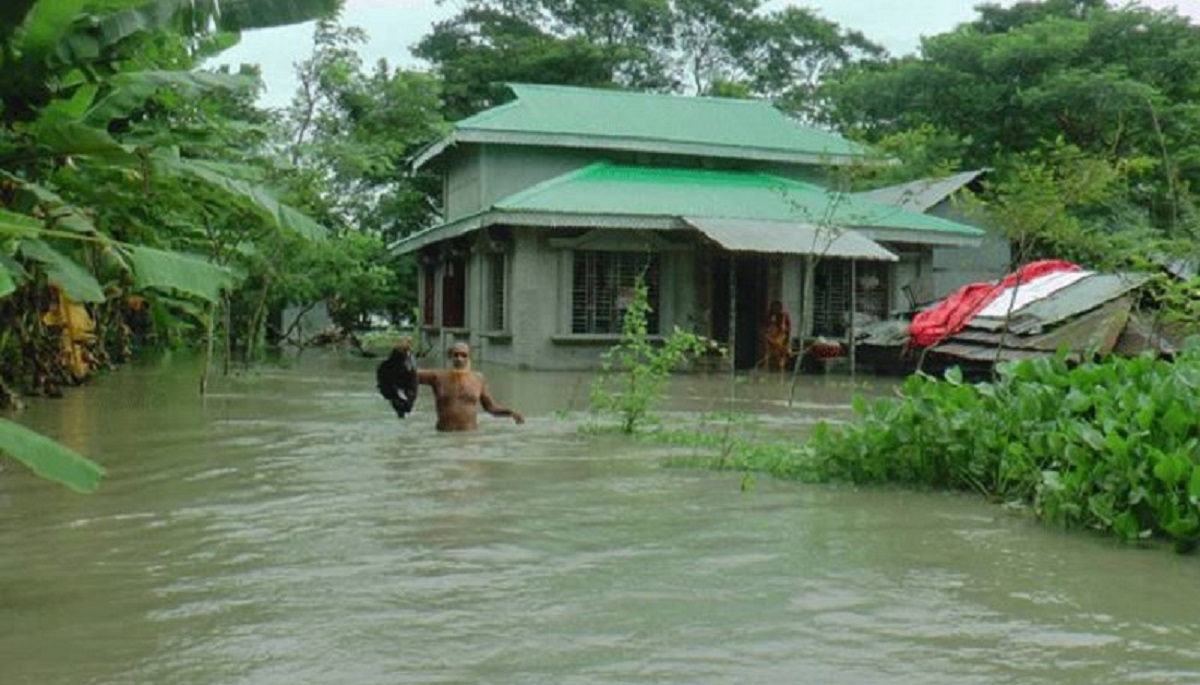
[711,254,769,370]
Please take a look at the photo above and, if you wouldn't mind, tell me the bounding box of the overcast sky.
[212,0,1200,109]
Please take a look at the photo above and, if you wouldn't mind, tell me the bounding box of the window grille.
[812,259,890,336]
[571,251,660,334]
[487,252,506,330]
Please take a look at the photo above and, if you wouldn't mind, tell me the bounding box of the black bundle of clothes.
[376,344,418,418]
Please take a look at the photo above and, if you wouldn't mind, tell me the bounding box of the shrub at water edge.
[752,342,1200,552]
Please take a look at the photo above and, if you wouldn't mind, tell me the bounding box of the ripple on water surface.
[2,353,1200,684]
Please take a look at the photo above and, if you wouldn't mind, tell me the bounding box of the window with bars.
[571,251,660,334]
[487,252,506,331]
[811,259,889,336]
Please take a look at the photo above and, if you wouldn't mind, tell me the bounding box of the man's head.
[769,300,782,314]
[449,342,471,372]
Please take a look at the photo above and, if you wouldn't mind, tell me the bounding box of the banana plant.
[0,0,341,492]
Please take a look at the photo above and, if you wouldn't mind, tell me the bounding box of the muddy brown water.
[2,351,1199,684]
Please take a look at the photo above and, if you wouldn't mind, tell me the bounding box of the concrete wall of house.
[444,147,482,222]
[456,227,705,371]
[443,146,597,220]
[928,201,1011,299]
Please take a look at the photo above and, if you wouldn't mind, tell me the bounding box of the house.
[854,170,1011,304]
[391,83,985,370]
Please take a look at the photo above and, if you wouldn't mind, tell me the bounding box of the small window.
[487,252,506,331]
[571,251,660,334]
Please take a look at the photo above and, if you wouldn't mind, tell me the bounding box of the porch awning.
[682,217,898,262]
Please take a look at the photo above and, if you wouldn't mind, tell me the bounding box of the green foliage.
[0,0,339,489]
[822,1,1200,238]
[283,19,444,241]
[590,276,720,433]
[416,0,881,117]
[739,344,1200,552]
[0,417,105,493]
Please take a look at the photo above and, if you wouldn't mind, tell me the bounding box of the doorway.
[711,254,769,370]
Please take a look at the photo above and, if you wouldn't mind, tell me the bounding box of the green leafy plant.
[590,276,721,433]
[721,340,1200,552]
[0,418,104,494]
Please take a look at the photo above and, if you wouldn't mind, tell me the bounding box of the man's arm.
[479,382,524,424]
[416,370,438,385]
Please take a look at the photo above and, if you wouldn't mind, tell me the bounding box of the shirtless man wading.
[417,342,524,431]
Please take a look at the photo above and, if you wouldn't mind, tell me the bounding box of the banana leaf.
[29,120,135,160]
[93,0,341,58]
[0,417,105,494]
[0,262,15,299]
[125,244,236,302]
[0,418,105,494]
[18,238,106,302]
[0,208,42,239]
[153,152,328,240]
[13,0,89,59]
[86,70,256,124]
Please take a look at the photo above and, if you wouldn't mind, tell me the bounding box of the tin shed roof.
[683,217,897,261]
[856,170,988,212]
[495,164,985,236]
[391,164,984,254]
[413,83,877,169]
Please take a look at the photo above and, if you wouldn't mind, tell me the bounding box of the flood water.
[3,351,1200,684]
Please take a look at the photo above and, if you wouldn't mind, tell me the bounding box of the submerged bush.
[747,341,1200,552]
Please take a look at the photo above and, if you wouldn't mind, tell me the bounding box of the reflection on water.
[2,351,1199,685]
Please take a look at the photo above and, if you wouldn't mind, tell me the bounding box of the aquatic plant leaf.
[125,245,236,302]
[1189,468,1200,505]
[18,238,105,302]
[0,418,105,494]
[1153,449,1190,486]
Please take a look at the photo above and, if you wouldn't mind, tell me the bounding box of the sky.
[211,0,1200,109]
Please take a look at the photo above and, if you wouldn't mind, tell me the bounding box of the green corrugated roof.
[495,163,985,236]
[446,83,873,162]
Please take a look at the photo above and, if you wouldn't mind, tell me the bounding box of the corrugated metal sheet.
[497,164,984,238]
[392,164,986,255]
[683,217,897,261]
[855,170,987,212]
[969,273,1150,333]
[940,298,1131,354]
[931,343,1066,363]
[416,83,873,169]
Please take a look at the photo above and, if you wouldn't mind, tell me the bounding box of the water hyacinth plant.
[727,340,1200,552]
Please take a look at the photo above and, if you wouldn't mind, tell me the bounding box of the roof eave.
[856,226,985,248]
[430,129,878,167]
[388,210,683,255]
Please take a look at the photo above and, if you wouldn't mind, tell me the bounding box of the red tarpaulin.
[908,260,1081,348]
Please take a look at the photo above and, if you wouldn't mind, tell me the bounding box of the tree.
[414,0,882,117]
[275,18,446,340]
[821,1,1200,236]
